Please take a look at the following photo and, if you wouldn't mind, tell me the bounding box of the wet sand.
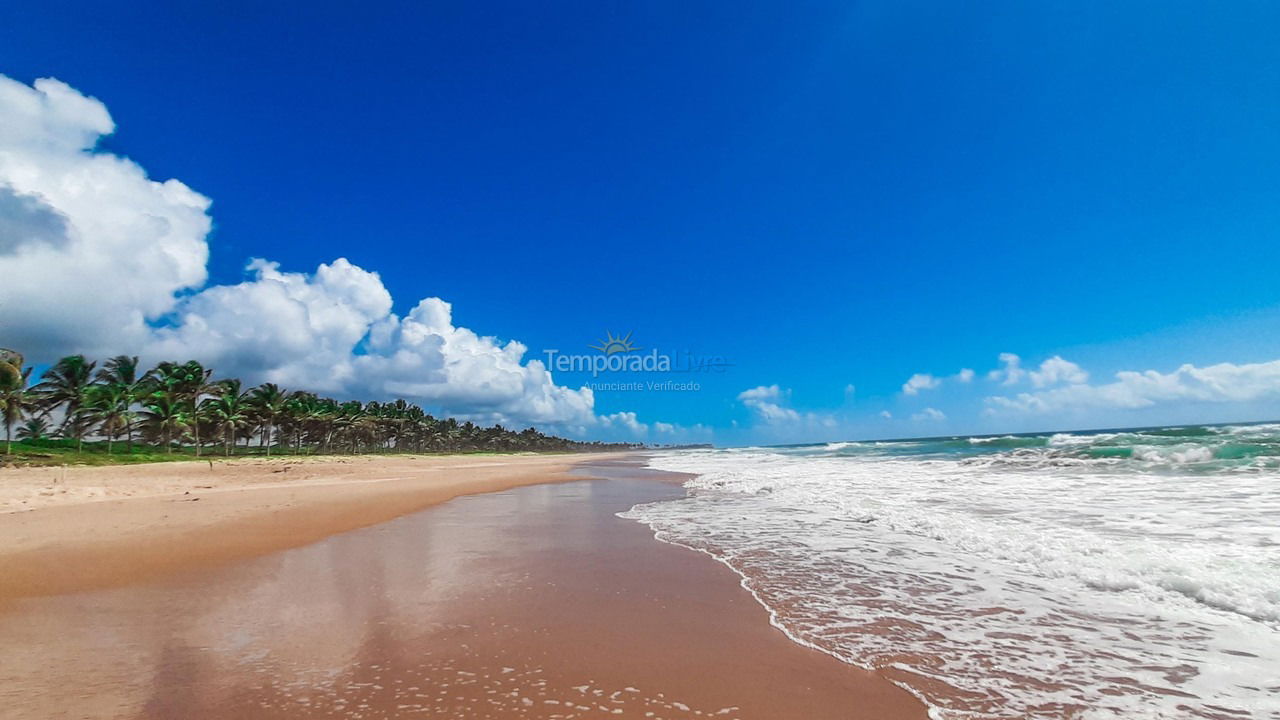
[0,453,609,602]
[0,457,928,719]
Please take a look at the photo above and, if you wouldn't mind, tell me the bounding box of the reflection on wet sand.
[0,462,926,720]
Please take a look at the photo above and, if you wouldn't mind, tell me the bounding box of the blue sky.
[4,2,1280,444]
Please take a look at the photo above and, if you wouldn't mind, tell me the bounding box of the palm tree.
[16,417,50,442]
[140,391,188,453]
[3,348,637,460]
[247,383,287,456]
[33,355,97,450]
[1,350,30,451]
[0,348,24,389]
[203,380,250,457]
[96,355,145,453]
[85,383,132,455]
[438,417,462,452]
[312,397,340,453]
[60,409,97,451]
[146,361,216,456]
[283,391,328,455]
[0,350,33,454]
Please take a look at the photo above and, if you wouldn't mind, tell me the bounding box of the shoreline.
[0,452,626,604]
[0,456,929,719]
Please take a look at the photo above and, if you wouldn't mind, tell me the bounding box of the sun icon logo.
[589,331,641,355]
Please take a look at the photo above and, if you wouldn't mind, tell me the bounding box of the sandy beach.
[0,453,611,604]
[0,453,928,719]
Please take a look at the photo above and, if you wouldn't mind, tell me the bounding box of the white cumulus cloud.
[0,75,211,356]
[987,353,1087,389]
[1028,355,1089,388]
[737,384,801,422]
[912,407,945,421]
[0,74,596,427]
[987,352,1025,385]
[599,411,647,435]
[736,385,840,430]
[985,358,1280,414]
[902,372,942,396]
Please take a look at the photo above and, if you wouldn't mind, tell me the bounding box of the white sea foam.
[968,435,1020,444]
[621,441,1280,719]
[1131,444,1215,465]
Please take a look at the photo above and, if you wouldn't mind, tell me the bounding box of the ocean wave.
[968,434,1021,444]
[628,439,1280,719]
[1131,444,1215,464]
[1140,425,1221,438]
[787,424,1280,474]
[1048,431,1101,447]
[949,427,1280,474]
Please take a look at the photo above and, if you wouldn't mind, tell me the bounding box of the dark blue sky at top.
[5,1,1280,436]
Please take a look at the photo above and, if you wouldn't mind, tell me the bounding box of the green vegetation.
[0,349,633,467]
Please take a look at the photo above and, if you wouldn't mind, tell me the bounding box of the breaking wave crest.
[777,423,1280,474]
[620,422,1280,719]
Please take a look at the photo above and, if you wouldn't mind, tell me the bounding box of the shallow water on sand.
[0,461,924,720]
[623,431,1280,720]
